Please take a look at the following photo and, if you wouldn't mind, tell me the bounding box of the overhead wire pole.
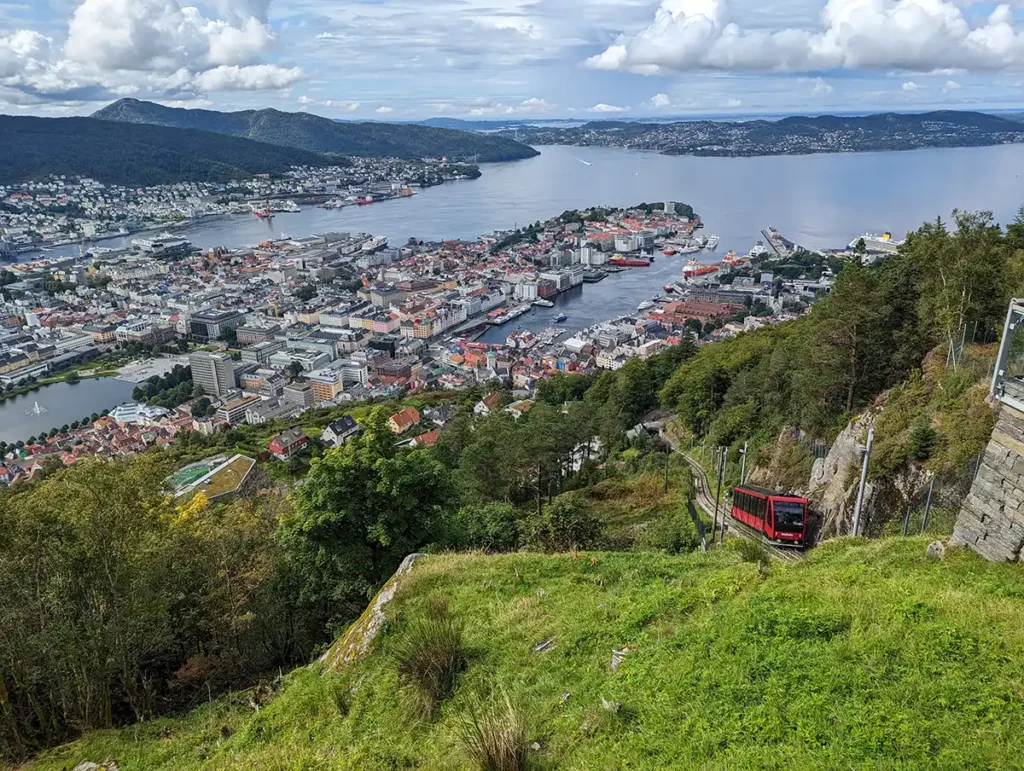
[852,428,874,537]
[713,447,728,545]
[719,447,729,544]
[739,441,749,485]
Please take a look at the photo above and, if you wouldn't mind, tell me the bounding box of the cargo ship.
[683,260,720,279]
[608,256,651,268]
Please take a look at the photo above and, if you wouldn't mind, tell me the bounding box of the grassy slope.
[31,537,1024,770]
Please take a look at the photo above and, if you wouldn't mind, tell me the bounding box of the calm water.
[33,143,1024,260]
[0,378,136,444]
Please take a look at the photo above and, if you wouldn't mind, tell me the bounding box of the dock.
[761,227,800,258]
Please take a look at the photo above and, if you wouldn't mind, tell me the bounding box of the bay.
[0,378,136,444]
[32,143,1024,260]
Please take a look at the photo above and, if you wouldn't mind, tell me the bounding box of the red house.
[269,427,309,460]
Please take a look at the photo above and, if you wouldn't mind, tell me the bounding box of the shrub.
[451,503,523,552]
[735,538,772,564]
[527,494,604,552]
[633,508,700,554]
[458,692,530,771]
[908,420,939,462]
[393,603,466,718]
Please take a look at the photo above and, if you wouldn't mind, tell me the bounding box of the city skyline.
[2,0,1024,120]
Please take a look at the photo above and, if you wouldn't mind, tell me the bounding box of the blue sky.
[2,0,1024,118]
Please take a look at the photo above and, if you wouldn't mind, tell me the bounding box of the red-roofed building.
[388,406,421,434]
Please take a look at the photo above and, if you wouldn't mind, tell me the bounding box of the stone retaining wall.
[953,402,1024,561]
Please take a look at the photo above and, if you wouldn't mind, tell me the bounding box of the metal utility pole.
[713,447,727,544]
[852,428,874,537]
[664,450,671,492]
[920,476,936,535]
[902,504,911,537]
[719,448,729,544]
[739,441,749,485]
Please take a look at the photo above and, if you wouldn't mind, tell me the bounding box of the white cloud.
[723,97,742,108]
[809,76,833,95]
[648,92,672,108]
[585,0,1024,75]
[589,102,629,113]
[465,96,555,116]
[902,80,921,92]
[325,100,359,111]
[944,79,962,91]
[0,0,299,105]
[297,94,315,105]
[194,64,301,91]
[376,106,394,114]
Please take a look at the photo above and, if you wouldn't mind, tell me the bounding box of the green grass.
[28,537,1024,770]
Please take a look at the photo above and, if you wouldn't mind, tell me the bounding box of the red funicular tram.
[731,484,810,546]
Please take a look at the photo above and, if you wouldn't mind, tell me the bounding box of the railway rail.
[663,430,804,562]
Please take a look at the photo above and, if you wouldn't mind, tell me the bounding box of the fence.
[858,453,982,540]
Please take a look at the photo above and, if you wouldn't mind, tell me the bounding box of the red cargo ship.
[608,257,651,267]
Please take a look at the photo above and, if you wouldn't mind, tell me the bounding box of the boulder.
[320,553,425,672]
[926,540,947,560]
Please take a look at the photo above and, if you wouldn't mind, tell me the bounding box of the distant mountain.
[0,115,336,186]
[500,110,1024,157]
[94,99,539,162]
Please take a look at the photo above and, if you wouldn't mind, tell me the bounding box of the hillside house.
[269,427,309,460]
[321,416,361,447]
[474,392,502,417]
[388,405,421,434]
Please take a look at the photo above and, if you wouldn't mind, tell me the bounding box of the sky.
[2,0,1024,119]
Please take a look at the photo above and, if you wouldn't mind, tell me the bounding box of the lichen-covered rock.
[320,553,425,672]
[926,540,947,560]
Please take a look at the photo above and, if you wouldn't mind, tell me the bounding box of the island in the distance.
[496,111,1024,157]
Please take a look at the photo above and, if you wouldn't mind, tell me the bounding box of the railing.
[991,300,1024,412]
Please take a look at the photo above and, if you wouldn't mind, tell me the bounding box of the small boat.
[553,313,567,323]
[637,301,654,312]
[663,284,676,293]
[706,234,720,249]
[662,248,677,256]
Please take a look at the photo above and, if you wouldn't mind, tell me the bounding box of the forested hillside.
[93,99,540,162]
[0,116,336,186]
[6,206,1024,767]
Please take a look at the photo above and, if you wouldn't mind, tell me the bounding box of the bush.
[634,508,700,554]
[527,494,604,552]
[449,503,523,552]
[393,599,466,718]
[735,538,772,564]
[908,420,939,462]
[458,692,530,771]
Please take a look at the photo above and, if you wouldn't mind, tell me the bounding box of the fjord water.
[37,143,1024,258]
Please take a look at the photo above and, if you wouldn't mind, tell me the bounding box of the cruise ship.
[849,232,904,254]
[361,235,388,253]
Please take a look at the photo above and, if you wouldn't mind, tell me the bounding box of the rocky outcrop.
[953,403,1024,561]
[320,553,425,672]
[807,411,877,536]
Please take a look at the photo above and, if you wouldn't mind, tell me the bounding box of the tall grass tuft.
[393,597,466,718]
[736,538,773,565]
[457,692,530,771]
